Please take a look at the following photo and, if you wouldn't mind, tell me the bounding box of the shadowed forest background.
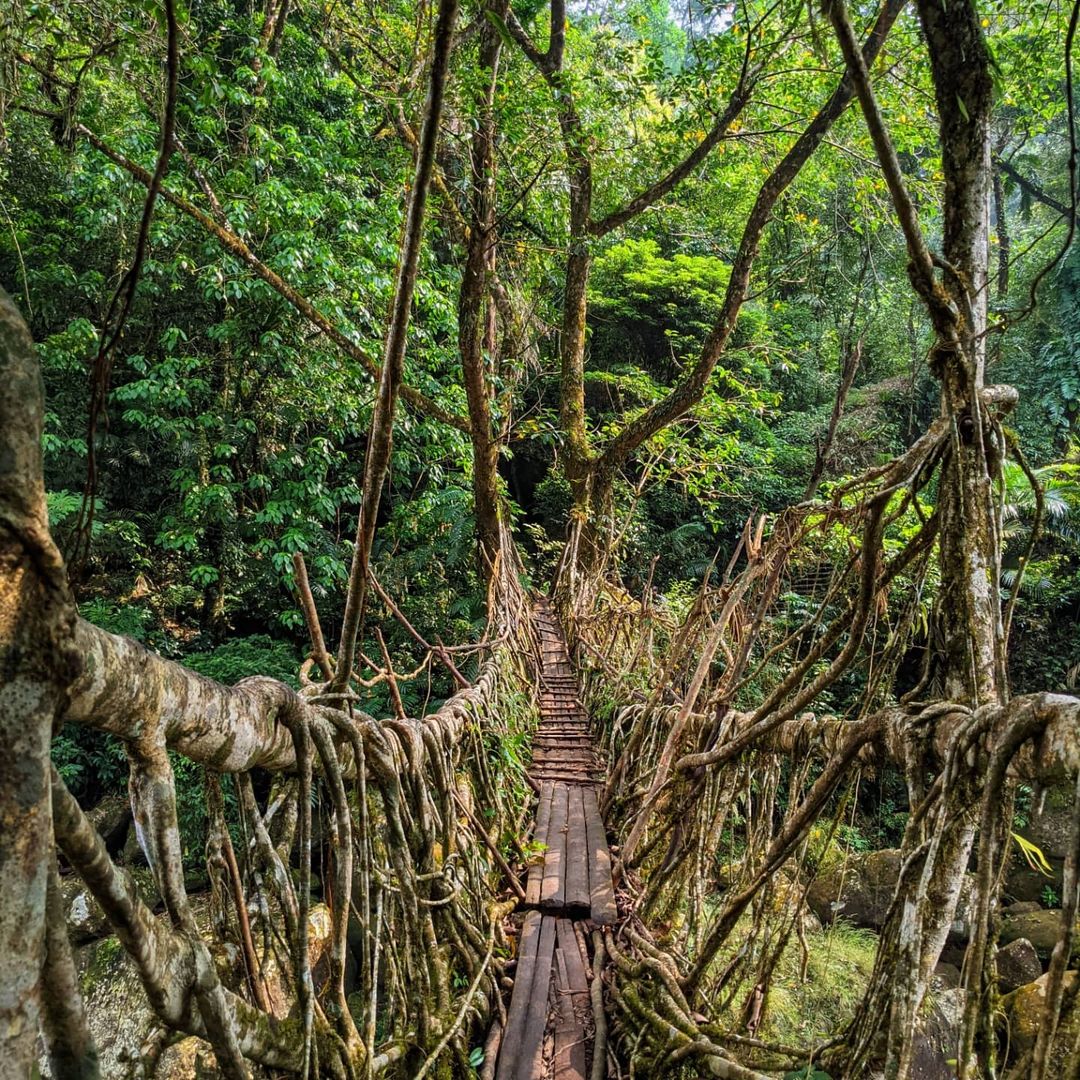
[2,0,1080,1076]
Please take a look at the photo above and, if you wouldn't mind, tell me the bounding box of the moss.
[80,935,124,994]
[706,914,878,1047]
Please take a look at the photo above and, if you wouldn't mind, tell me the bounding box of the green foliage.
[590,238,732,376]
[183,635,301,687]
[80,597,155,642]
[1041,884,1062,908]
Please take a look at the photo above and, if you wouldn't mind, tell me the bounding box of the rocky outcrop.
[1003,971,1080,1072]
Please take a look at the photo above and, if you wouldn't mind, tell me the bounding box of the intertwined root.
[566,429,1079,1080]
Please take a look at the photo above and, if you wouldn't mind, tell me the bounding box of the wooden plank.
[553,947,587,1080]
[583,787,617,926]
[496,911,543,1080]
[556,919,589,997]
[540,784,569,909]
[552,1028,587,1080]
[516,915,558,1080]
[525,782,554,906]
[554,948,577,1027]
[563,787,591,913]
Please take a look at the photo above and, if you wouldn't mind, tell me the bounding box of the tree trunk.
[459,1,507,572]
[918,0,1003,706]
[0,287,83,1075]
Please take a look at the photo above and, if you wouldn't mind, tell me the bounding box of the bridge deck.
[494,599,616,1080]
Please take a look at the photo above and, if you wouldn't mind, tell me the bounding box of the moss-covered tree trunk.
[459,0,508,573]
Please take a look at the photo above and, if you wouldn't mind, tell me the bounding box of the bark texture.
[0,287,80,1076]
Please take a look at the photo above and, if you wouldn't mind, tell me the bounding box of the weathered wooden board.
[516,915,558,1079]
[525,782,555,906]
[496,911,544,1080]
[540,784,569,908]
[563,787,591,913]
[583,787,617,925]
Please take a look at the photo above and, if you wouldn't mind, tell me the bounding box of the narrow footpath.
[493,598,617,1080]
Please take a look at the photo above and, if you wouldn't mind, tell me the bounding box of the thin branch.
[335,0,461,687]
[65,123,467,433]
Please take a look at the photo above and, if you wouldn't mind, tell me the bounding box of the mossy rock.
[158,1037,223,1078]
[61,867,160,944]
[1003,971,1080,1071]
[61,935,155,1078]
[807,848,974,941]
[999,910,1079,961]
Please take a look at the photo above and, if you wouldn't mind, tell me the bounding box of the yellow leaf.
[1012,832,1054,877]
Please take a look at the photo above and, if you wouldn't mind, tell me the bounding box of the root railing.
[45,554,539,1079]
[0,283,542,1080]
[563,445,1080,1079]
[63,544,539,1079]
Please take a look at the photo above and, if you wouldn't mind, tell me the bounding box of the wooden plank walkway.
[495,598,617,1080]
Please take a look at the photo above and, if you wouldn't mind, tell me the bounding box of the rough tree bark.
[823,1,1012,1071]
[0,287,80,1076]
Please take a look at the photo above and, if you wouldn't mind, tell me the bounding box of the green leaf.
[483,8,516,50]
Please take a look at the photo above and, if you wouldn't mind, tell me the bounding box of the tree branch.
[67,123,468,434]
[596,0,907,472]
[335,0,461,686]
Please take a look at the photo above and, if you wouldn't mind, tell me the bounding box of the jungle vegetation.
[1,0,1079,1076]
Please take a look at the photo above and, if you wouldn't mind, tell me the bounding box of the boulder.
[62,936,154,1078]
[1005,788,1072,904]
[1003,971,1080,1072]
[1003,854,1065,905]
[996,938,1043,993]
[258,901,336,1019]
[61,876,112,945]
[38,895,227,1079]
[87,793,132,854]
[158,1037,222,1078]
[999,909,1078,961]
[1001,900,1042,917]
[911,987,965,1080]
[807,849,903,931]
[60,867,159,944]
[807,849,973,941]
[932,962,961,990]
[1025,785,1078,859]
